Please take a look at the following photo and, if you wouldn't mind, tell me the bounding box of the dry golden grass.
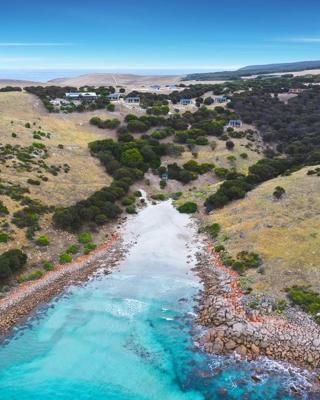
[179,137,262,174]
[0,92,116,206]
[0,92,124,273]
[204,166,320,296]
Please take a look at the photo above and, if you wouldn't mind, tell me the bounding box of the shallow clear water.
[0,201,314,399]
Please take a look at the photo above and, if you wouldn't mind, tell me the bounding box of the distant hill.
[184,60,320,81]
[0,79,44,88]
[48,73,181,87]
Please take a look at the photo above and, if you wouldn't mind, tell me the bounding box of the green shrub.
[78,232,92,244]
[66,244,80,254]
[0,201,9,215]
[206,223,221,238]
[18,270,43,283]
[178,202,198,214]
[25,122,31,129]
[36,235,50,246]
[273,186,286,199]
[0,249,27,279]
[171,192,182,200]
[59,253,73,264]
[151,193,167,201]
[126,205,137,214]
[83,243,97,255]
[0,232,10,243]
[236,251,262,269]
[134,191,142,197]
[121,196,135,206]
[27,178,41,186]
[240,152,248,159]
[107,103,115,112]
[214,167,229,178]
[214,244,225,252]
[286,286,320,317]
[43,260,54,271]
[160,180,167,189]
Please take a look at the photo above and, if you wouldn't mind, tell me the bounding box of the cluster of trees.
[124,114,166,133]
[12,200,51,239]
[146,104,169,115]
[220,250,262,274]
[90,117,120,129]
[24,85,117,113]
[205,158,291,211]
[286,285,320,319]
[230,86,320,163]
[162,160,214,184]
[53,135,173,231]
[126,91,169,108]
[178,202,198,214]
[0,86,22,92]
[166,163,197,184]
[127,85,226,108]
[0,249,27,280]
[151,128,175,140]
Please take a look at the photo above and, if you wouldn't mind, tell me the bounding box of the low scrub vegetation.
[0,249,27,280]
[178,202,198,214]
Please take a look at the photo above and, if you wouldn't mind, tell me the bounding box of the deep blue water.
[0,201,316,399]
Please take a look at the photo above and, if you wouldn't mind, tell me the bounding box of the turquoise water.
[0,201,315,399]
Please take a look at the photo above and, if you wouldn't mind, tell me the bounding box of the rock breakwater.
[195,246,320,371]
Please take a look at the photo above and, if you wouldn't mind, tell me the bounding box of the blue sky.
[1,0,320,72]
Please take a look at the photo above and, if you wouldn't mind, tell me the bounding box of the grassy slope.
[0,92,114,206]
[206,167,320,296]
[0,92,117,272]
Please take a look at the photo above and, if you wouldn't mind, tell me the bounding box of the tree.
[226,140,235,150]
[178,202,198,214]
[120,148,144,168]
[273,186,286,199]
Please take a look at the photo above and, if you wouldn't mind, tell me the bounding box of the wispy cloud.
[0,42,74,47]
[277,37,320,43]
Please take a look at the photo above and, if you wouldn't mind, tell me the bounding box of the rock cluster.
[195,250,320,370]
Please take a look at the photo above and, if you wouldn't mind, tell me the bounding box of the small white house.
[215,95,228,103]
[107,93,122,101]
[65,92,98,100]
[228,119,243,128]
[126,97,140,104]
[179,98,193,106]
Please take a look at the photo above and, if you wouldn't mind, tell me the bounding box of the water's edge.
[0,200,318,399]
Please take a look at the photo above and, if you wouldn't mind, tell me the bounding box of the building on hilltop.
[288,88,306,94]
[215,95,228,103]
[227,119,243,128]
[107,93,122,101]
[65,92,98,100]
[179,98,193,106]
[126,97,140,105]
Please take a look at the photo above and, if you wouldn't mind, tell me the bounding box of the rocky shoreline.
[194,243,320,373]
[0,233,125,336]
